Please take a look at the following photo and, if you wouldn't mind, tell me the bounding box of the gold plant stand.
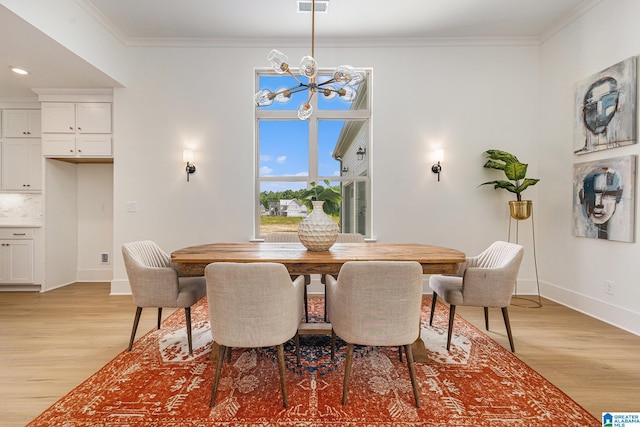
[508,201,542,308]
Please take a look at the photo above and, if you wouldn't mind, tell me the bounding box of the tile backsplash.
[0,193,43,225]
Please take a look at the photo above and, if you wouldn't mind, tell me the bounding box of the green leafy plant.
[299,180,342,216]
[480,149,540,201]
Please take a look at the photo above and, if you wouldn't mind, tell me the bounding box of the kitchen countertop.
[0,224,43,228]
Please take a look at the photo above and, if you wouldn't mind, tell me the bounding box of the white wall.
[537,0,640,334]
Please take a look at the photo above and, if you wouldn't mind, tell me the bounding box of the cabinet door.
[2,110,41,137]
[76,103,111,133]
[0,240,34,283]
[2,139,42,190]
[42,134,75,157]
[42,103,75,133]
[77,135,112,156]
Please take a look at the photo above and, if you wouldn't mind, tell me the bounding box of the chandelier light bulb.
[299,55,318,78]
[298,103,313,120]
[267,50,290,74]
[254,89,275,107]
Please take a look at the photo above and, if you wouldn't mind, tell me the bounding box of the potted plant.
[480,149,540,220]
[299,180,343,215]
[297,180,343,251]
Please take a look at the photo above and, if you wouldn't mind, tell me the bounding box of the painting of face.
[580,169,622,225]
[573,155,636,242]
[574,57,636,154]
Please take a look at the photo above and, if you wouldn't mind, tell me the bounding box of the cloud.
[260,155,272,162]
[277,156,287,163]
[260,166,273,175]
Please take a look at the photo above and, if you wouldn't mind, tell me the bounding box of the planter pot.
[298,201,339,251]
[509,200,532,220]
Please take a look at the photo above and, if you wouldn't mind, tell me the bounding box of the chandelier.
[254,0,365,120]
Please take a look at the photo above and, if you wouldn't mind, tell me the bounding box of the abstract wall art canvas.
[573,155,636,242]
[574,57,637,155]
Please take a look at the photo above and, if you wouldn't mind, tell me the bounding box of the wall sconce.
[342,166,349,173]
[356,146,366,161]
[183,149,196,182]
[431,149,443,182]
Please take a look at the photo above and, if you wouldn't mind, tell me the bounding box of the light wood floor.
[1,283,639,426]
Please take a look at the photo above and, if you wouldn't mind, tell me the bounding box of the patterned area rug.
[27,297,598,426]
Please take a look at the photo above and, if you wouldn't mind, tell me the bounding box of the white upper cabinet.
[2,110,41,137]
[41,102,112,158]
[42,103,111,134]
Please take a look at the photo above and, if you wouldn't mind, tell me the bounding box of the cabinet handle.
[78,149,82,153]
[78,127,82,131]
[69,126,74,131]
[12,233,26,236]
[69,149,74,153]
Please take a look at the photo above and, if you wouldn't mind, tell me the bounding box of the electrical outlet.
[126,201,137,212]
[605,280,615,296]
[101,252,110,265]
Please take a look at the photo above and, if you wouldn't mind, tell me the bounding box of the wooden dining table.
[171,242,466,362]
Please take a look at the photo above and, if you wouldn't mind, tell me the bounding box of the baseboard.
[0,284,41,292]
[538,280,640,336]
[77,268,113,282]
[110,279,132,295]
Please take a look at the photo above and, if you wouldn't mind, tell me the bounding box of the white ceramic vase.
[298,201,339,251]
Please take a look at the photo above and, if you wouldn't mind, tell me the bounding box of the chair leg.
[157,307,162,329]
[398,346,403,362]
[185,307,193,355]
[484,307,489,330]
[304,274,311,323]
[294,333,301,366]
[342,343,355,405]
[331,329,336,360]
[501,307,516,352]
[429,293,438,326]
[303,280,309,323]
[404,344,421,408]
[276,344,288,408]
[128,307,143,351]
[210,344,227,407]
[446,305,456,350]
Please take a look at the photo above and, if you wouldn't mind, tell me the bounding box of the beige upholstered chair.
[326,261,423,407]
[429,241,524,352]
[321,233,365,321]
[263,232,312,322]
[205,262,305,408]
[122,240,206,354]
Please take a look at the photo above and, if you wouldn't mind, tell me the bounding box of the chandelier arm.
[284,85,311,95]
[284,68,304,85]
[317,79,338,88]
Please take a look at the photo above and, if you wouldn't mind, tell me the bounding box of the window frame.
[254,67,372,239]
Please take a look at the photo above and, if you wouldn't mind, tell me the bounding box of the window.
[255,69,371,238]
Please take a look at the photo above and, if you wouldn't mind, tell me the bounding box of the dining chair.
[205,262,305,408]
[263,232,313,322]
[122,240,206,354]
[429,240,524,352]
[321,233,365,321]
[326,261,423,407]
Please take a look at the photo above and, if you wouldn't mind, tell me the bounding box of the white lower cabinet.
[0,229,35,284]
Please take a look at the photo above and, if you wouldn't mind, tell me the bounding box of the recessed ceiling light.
[10,66,29,75]
[297,1,329,13]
